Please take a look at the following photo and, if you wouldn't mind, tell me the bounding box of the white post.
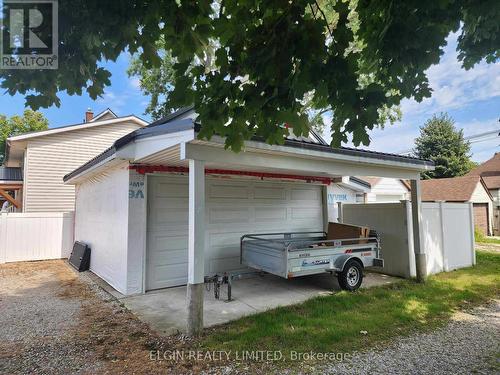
[321,185,329,232]
[438,202,447,272]
[187,159,205,336]
[468,202,476,266]
[410,179,427,282]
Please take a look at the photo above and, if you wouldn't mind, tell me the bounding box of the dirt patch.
[0,260,215,374]
[476,242,500,253]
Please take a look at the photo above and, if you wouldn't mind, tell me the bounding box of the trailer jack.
[204,274,232,302]
[204,270,265,302]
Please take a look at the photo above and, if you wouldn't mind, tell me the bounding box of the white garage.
[146,175,324,290]
[65,109,434,335]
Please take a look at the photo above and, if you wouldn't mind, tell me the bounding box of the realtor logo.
[0,0,58,69]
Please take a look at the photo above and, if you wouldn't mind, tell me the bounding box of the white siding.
[74,164,130,294]
[470,182,492,203]
[24,121,141,212]
[366,178,409,203]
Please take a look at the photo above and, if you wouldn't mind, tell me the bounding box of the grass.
[474,227,500,244]
[200,251,499,359]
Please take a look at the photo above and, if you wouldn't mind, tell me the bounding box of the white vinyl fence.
[342,201,475,278]
[421,202,475,273]
[0,212,74,264]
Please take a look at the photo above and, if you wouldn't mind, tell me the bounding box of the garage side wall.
[74,164,130,294]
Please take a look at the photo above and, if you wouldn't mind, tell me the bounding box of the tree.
[414,113,474,179]
[128,49,401,135]
[0,110,49,164]
[1,1,498,151]
[127,39,178,121]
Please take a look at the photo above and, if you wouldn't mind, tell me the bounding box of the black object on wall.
[68,241,91,272]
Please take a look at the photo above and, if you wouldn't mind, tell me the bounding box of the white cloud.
[457,117,500,162]
[321,31,500,157]
[400,32,500,120]
[359,31,499,159]
[129,76,141,90]
[96,91,129,112]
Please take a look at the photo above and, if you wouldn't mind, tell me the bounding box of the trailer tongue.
[240,229,383,291]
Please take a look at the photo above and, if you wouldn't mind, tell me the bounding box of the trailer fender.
[333,255,363,272]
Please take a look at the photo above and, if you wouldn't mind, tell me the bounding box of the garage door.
[146,175,324,290]
[473,203,489,236]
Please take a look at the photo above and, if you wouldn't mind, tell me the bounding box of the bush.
[474,227,486,243]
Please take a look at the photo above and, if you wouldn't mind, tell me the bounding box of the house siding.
[23,121,141,212]
[365,178,409,203]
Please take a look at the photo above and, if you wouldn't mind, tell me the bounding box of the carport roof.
[63,116,434,183]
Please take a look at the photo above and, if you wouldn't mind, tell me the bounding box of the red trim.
[129,165,331,185]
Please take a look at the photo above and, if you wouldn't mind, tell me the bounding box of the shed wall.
[74,164,130,294]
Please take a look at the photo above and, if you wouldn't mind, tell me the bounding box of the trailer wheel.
[338,259,363,291]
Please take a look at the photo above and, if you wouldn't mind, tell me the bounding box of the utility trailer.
[240,231,384,291]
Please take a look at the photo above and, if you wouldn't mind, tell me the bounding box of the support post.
[410,179,427,282]
[186,159,205,336]
[0,188,21,208]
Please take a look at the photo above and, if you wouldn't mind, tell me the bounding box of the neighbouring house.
[326,177,369,221]
[466,153,500,235]
[2,108,147,212]
[63,107,435,334]
[421,175,493,235]
[325,177,411,219]
[357,177,411,202]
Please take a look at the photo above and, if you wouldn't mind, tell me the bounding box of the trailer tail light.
[344,249,352,254]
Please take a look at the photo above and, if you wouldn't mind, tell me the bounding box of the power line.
[398,124,500,155]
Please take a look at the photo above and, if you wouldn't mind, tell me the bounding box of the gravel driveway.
[0,260,498,375]
[0,260,198,375]
[324,301,500,375]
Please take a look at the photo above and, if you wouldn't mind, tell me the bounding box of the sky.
[0,32,498,162]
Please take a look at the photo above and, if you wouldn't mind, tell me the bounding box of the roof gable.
[7,115,147,142]
[4,115,148,167]
[90,108,117,122]
[356,176,410,191]
[467,153,500,189]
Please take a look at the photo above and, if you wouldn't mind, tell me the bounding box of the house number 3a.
[129,181,144,199]
[129,189,144,199]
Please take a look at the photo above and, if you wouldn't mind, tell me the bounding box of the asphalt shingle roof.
[466,153,500,189]
[421,175,482,202]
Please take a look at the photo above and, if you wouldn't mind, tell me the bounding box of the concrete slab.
[116,271,402,335]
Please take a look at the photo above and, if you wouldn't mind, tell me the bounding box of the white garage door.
[146,175,324,291]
